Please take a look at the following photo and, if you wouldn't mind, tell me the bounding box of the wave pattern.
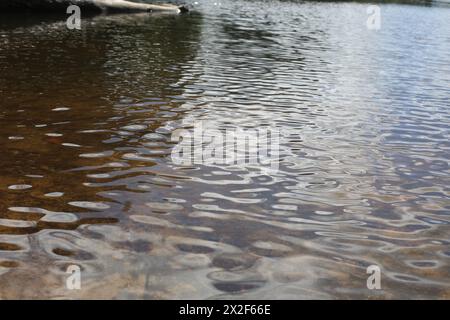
[0,1,449,298]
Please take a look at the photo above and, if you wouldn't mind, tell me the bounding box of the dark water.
[0,1,449,299]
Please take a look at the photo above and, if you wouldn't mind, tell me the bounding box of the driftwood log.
[0,0,187,13]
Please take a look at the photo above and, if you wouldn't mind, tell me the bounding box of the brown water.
[0,1,449,299]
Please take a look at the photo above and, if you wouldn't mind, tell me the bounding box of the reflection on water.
[0,1,449,299]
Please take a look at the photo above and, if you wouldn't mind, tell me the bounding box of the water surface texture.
[0,1,449,299]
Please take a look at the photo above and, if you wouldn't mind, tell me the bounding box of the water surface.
[0,0,449,299]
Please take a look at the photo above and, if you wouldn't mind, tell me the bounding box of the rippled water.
[0,1,449,299]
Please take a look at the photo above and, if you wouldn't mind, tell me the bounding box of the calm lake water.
[0,0,449,299]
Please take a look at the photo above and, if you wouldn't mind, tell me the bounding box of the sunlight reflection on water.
[0,0,449,299]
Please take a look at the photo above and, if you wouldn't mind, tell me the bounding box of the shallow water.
[0,1,449,299]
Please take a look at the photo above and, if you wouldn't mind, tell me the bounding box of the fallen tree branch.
[0,0,187,13]
[94,0,183,13]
